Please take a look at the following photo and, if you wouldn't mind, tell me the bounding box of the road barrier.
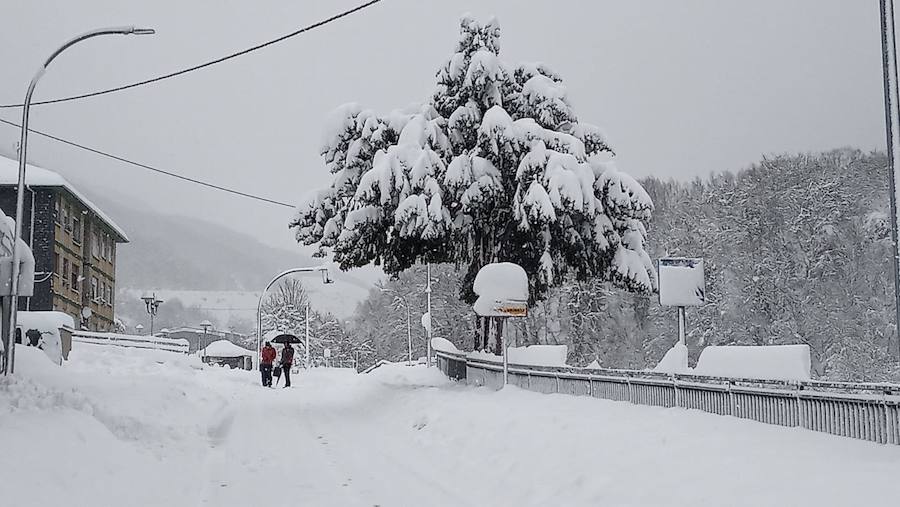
[72,331,190,354]
[435,349,900,445]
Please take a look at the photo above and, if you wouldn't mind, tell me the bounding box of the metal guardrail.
[435,350,900,445]
[72,331,190,354]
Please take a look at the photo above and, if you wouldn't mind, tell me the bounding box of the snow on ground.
[2,345,899,507]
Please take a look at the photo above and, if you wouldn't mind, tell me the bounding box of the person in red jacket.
[260,341,276,387]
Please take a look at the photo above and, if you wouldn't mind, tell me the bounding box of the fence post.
[627,378,633,403]
[728,381,735,416]
[796,388,805,429]
[673,375,681,408]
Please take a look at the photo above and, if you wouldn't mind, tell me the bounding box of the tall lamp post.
[141,293,163,337]
[256,266,332,368]
[7,26,154,374]
[199,319,213,359]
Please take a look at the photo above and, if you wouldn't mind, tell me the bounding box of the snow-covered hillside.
[2,344,898,506]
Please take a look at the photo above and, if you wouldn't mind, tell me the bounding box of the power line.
[0,117,295,208]
[0,0,384,109]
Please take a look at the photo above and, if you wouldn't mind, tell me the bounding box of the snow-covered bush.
[291,15,655,304]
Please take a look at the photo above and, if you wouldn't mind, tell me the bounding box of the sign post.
[658,257,706,352]
[472,263,529,387]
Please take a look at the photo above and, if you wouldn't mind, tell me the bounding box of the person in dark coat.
[281,343,295,388]
[260,341,276,387]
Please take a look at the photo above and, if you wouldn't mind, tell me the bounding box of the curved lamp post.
[6,26,154,374]
[256,266,332,368]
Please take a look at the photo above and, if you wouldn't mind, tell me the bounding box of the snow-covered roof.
[204,339,254,358]
[0,156,129,242]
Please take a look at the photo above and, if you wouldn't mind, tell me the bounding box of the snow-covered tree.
[291,15,656,310]
[260,278,309,337]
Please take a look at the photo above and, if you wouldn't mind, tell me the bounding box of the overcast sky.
[0,0,888,252]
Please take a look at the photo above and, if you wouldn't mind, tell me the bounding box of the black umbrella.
[271,333,302,344]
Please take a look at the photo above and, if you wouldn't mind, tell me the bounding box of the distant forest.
[354,149,900,382]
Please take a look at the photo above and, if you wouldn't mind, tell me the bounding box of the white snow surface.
[17,310,75,331]
[203,339,254,358]
[694,344,812,381]
[0,155,129,241]
[2,343,898,506]
[430,336,461,354]
[653,342,690,374]
[469,344,568,367]
[472,262,528,317]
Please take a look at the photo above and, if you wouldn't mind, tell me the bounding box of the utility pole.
[199,319,212,359]
[425,263,432,367]
[305,301,311,369]
[405,302,412,366]
[881,0,900,361]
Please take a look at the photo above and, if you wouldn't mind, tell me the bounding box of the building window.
[91,277,98,300]
[71,265,79,293]
[62,258,69,288]
[54,199,61,224]
[73,216,81,244]
[92,230,100,259]
[63,205,70,233]
[105,235,112,260]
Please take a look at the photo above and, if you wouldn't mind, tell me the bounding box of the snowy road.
[3,345,900,507]
[197,371,472,506]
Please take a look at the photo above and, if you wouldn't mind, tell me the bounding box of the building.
[0,156,128,331]
[202,339,255,370]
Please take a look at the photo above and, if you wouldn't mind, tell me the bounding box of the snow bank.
[204,339,254,357]
[1,344,242,506]
[430,337,461,354]
[694,344,811,381]
[653,342,690,374]
[368,362,449,387]
[469,344,568,367]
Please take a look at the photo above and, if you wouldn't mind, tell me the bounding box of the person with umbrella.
[272,334,301,388]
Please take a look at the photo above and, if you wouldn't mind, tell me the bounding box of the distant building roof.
[204,339,254,357]
[0,155,129,242]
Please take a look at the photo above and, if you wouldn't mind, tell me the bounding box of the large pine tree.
[291,15,655,309]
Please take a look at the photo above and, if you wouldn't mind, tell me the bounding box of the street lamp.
[140,293,163,337]
[256,266,332,368]
[380,287,412,366]
[6,26,154,374]
[199,319,213,359]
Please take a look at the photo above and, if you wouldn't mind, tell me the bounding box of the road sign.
[474,299,528,317]
[658,257,706,307]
